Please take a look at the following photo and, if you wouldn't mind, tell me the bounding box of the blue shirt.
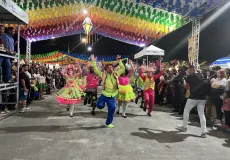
[6,34,14,52]
[0,33,8,49]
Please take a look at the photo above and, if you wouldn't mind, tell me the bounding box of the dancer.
[56,63,83,117]
[90,54,125,128]
[116,59,135,118]
[139,65,163,116]
[84,65,99,116]
[177,65,211,138]
[135,76,144,108]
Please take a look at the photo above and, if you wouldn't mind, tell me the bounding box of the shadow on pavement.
[208,129,230,148]
[0,124,105,133]
[130,127,199,143]
[14,111,55,118]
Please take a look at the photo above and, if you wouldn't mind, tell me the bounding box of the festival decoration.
[13,0,225,17]
[60,51,129,62]
[14,1,186,45]
[188,34,198,67]
[20,51,129,64]
[82,17,93,44]
[137,0,224,17]
[12,0,226,46]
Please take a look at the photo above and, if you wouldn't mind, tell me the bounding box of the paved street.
[0,94,229,160]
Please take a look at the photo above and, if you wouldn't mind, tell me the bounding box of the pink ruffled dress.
[56,75,84,105]
[117,76,135,102]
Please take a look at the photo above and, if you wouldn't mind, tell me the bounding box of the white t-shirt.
[212,78,227,90]
[26,71,31,79]
[37,75,46,83]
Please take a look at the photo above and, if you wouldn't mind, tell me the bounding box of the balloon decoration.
[14,0,187,46]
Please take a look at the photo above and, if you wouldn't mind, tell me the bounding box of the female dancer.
[139,64,163,116]
[116,59,135,118]
[56,63,83,117]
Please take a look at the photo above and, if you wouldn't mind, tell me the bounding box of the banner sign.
[0,0,28,24]
[188,34,198,66]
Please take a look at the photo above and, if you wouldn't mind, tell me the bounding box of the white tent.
[211,56,230,68]
[134,45,164,59]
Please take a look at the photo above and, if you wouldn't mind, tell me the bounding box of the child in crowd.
[222,91,230,128]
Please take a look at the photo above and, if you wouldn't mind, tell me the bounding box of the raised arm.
[117,63,125,77]
[90,54,102,78]
[61,67,68,79]
[74,63,82,78]
[127,59,134,78]
[154,63,164,80]
[154,70,163,80]
[61,67,67,76]
[139,67,146,81]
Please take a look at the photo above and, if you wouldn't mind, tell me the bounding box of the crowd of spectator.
[0,62,65,113]
[0,25,66,114]
[155,66,230,128]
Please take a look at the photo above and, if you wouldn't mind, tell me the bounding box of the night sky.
[19,34,140,57]
[155,3,230,62]
[18,2,230,62]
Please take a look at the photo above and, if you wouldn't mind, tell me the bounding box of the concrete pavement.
[0,94,229,160]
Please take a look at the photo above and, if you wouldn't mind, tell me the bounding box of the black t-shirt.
[46,76,51,84]
[19,71,30,89]
[186,73,207,100]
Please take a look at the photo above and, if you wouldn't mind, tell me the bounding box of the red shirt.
[158,81,166,91]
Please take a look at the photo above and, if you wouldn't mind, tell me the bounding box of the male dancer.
[139,65,163,116]
[84,65,99,116]
[90,54,125,128]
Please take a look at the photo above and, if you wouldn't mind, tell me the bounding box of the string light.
[81,38,86,43]
[87,46,92,51]
[83,9,88,14]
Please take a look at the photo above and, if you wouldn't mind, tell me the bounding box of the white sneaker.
[201,133,207,138]
[19,108,25,113]
[25,107,30,110]
[1,111,6,114]
[177,124,187,132]
[4,109,9,113]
